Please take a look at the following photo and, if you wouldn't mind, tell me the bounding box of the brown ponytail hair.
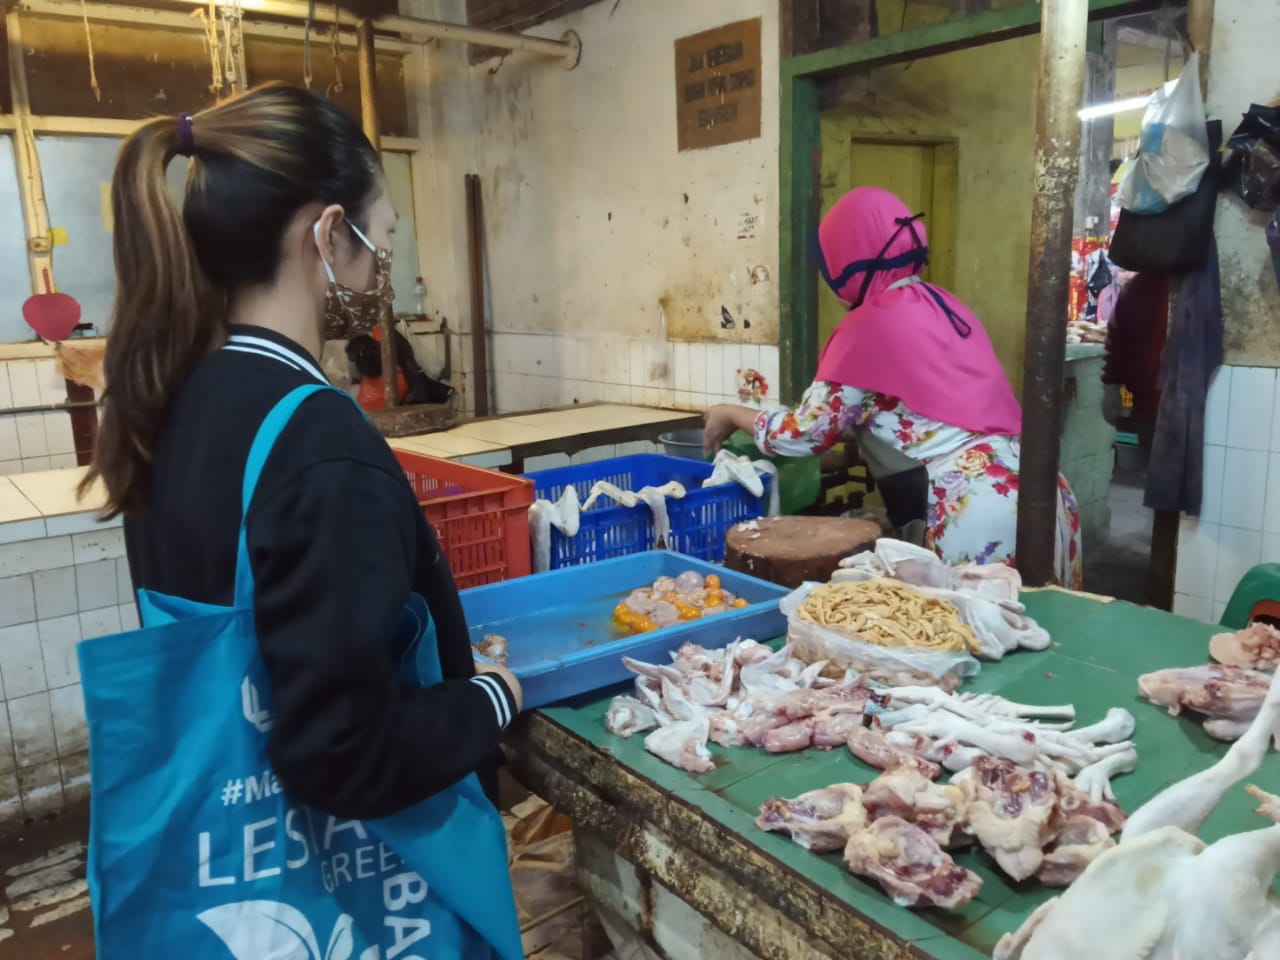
[84,84,380,517]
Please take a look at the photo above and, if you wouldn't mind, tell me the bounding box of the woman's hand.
[703,404,755,455]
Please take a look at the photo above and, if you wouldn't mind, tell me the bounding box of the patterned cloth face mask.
[314,219,395,340]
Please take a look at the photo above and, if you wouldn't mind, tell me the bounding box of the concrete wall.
[402,0,782,416]
[818,34,1039,387]
[1172,0,1280,617]
[0,514,134,823]
[1207,0,1280,367]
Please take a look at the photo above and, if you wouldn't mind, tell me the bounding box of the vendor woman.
[704,186,1082,587]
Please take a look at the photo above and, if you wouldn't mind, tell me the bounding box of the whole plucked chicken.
[995,663,1280,960]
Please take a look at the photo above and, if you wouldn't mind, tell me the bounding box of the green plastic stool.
[1219,563,1280,629]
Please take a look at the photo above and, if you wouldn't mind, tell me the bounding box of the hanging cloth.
[813,187,1022,437]
[1144,239,1224,515]
[79,384,522,960]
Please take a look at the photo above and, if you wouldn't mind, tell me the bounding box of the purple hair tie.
[176,113,195,157]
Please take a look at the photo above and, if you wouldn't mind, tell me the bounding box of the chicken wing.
[643,718,714,773]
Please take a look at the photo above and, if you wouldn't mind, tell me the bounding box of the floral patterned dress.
[754,381,1083,588]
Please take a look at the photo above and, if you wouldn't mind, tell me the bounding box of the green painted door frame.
[777,0,1155,403]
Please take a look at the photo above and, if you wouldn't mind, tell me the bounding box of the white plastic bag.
[1117,53,1209,215]
[780,582,981,691]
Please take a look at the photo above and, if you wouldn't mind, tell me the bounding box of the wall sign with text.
[674,18,763,152]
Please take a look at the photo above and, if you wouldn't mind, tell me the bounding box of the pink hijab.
[814,187,1021,436]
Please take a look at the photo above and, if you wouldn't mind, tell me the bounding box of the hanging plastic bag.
[1269,210,1280,294]
[1117,53,1210,215]
[1224,104,1280,211]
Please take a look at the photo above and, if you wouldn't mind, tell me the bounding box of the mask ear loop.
[313,221,337,284]
[346,220,378,253]
[891,214,973,339]
[853,215,919,308]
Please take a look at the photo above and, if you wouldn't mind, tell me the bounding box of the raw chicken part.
[605,696,662,738]
[643,718,714,773]
[1072,746,1138,803]
[582,480,686,549]
[891,713,1040,766]
[957,693,1075,722]
[756,783,867,852]
[1066,707,1135,746]
[1204,716,1255,741]
[952,562,1022,604]
[1138,663,1270,726]
[1210,621,1280,672]
[528,487,582,573]
[705,448,779,517]
[472,633,510,666]
[847,726,942,780]
[843,816,982,909]
[762,718,816,754]
[1034,776,1127,887]
[995,657,1280,960]
[961,757,1057,882]
[1035,815,1114,888]
[860,767,968,847]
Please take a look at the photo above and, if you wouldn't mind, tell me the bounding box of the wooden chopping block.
[725,516,881,588]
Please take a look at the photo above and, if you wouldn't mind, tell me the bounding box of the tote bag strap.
[232,384,336,609]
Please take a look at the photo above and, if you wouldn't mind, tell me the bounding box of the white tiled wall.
[0,358,81,476]
[1174,366,1280,623]
[0,516,134,823]
[482,334,781,416]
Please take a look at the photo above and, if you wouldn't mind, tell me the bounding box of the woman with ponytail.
[79,85,522,958]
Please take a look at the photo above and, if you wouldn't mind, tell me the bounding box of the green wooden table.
[506,591,1280,959]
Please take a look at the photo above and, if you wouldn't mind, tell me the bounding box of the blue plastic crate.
[526,454,770,568]
[460,551,789,708]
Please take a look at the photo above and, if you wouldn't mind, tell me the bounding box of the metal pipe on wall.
[465,174,490,418]
[1015,0,1089,586]
[355,17,397,410]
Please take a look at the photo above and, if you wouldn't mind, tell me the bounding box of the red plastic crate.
[394,451,534,589]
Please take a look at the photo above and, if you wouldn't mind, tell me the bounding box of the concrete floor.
[1083,467,1155,605]
[0,809,93,960]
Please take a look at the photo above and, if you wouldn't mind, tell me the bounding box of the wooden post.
[1015,0,1088,586]
[356,18,397,409]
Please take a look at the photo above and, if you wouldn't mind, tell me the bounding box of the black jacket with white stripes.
[123,325,516,820]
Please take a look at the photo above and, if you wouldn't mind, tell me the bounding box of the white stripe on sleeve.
[470,674,511,728]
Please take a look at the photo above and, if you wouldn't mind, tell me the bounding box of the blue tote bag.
[78,384,522,960]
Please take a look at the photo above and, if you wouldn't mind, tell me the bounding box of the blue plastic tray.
[459,551,788,708]
[524,454,770,568]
